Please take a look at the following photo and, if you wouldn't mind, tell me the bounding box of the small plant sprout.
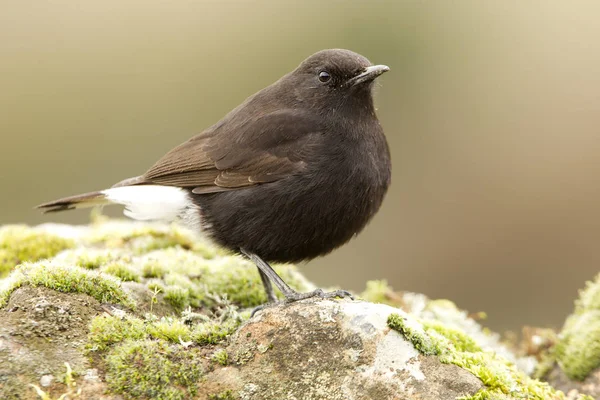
[30,362,81,400]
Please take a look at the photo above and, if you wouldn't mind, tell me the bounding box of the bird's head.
[285,49,389,112]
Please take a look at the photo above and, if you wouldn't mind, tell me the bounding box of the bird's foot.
[283,288,354,303]
[250,289,354,317]
[250,303,269,318]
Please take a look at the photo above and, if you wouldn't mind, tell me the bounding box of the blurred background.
[1,1,599,332]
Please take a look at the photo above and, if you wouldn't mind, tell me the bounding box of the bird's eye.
[318,71,331,83]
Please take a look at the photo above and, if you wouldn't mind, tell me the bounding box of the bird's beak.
[347,65,390,86]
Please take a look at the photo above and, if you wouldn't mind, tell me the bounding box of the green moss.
[554,314,600,380]
[0,225,74,277]
[53,248,123,270]
[423,321,481,353]
[459,392,510,400]
[90,311,236,351]
[190,238,221,260]
[105,339,204,400]
[102,244,312,311]
[209,389,236,400]
[199,259,267,308]
[191,318,242,345]
[200,258,310,308]
[387,312,574,400]
[387,313,439,355]
[138,251,310,309]
[116,246,308,311]
[146,318,191,342]
[86,303,243,398]
[89,222,196,255]
[0,249,14,277]
[533,352,557,381]
[141,261,167,278]
[75,253,113,270]
[88,315,146,351]
[360,280,394,304]
[164,273,195,291]
[130,233,191,254]
[211,349,229,366]
[553,273,600,381]
[0,221,311,312]
[139,248,210,277]
[425,298,461,312]
[163,285,190,309]
[146,279,165,293]
[102,262,141,282]
[576,273,600,312]
[0,262,136,309]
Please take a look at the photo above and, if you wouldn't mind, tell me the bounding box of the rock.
[207,299,484,400]
[0,286,106,399]
[84,368,100,382]
[0,219,596,399]
[545,364,600,399]
[39,375,54,387]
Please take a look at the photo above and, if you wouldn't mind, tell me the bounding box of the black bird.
[37,49,391,305]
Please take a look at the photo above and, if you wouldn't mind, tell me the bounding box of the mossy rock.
[552,274,600,381]
[537,274,600,398]
[0,225,74,277]
[0,219,308,399]
[387,313,568,399]
[104,339,205,399]
[0,220,597,399]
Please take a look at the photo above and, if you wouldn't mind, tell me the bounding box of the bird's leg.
[240,249,354,306]
[241,248,298,299]
[257,268,278,303]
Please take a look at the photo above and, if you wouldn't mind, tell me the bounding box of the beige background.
[2,1,600,332]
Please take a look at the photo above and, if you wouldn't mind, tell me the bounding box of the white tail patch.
[101,186,195,222]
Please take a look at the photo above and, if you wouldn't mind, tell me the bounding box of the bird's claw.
[250,289,354,317]
[283,288,354,303]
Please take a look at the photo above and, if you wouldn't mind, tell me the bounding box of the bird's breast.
[194,122,390,263]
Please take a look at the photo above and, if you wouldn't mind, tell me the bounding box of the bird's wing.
[142,109,323,193]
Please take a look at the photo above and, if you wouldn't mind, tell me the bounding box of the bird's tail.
[36,185,195,222]
[37,191,110,213]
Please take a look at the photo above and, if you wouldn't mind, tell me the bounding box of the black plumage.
[38,49,391,305]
